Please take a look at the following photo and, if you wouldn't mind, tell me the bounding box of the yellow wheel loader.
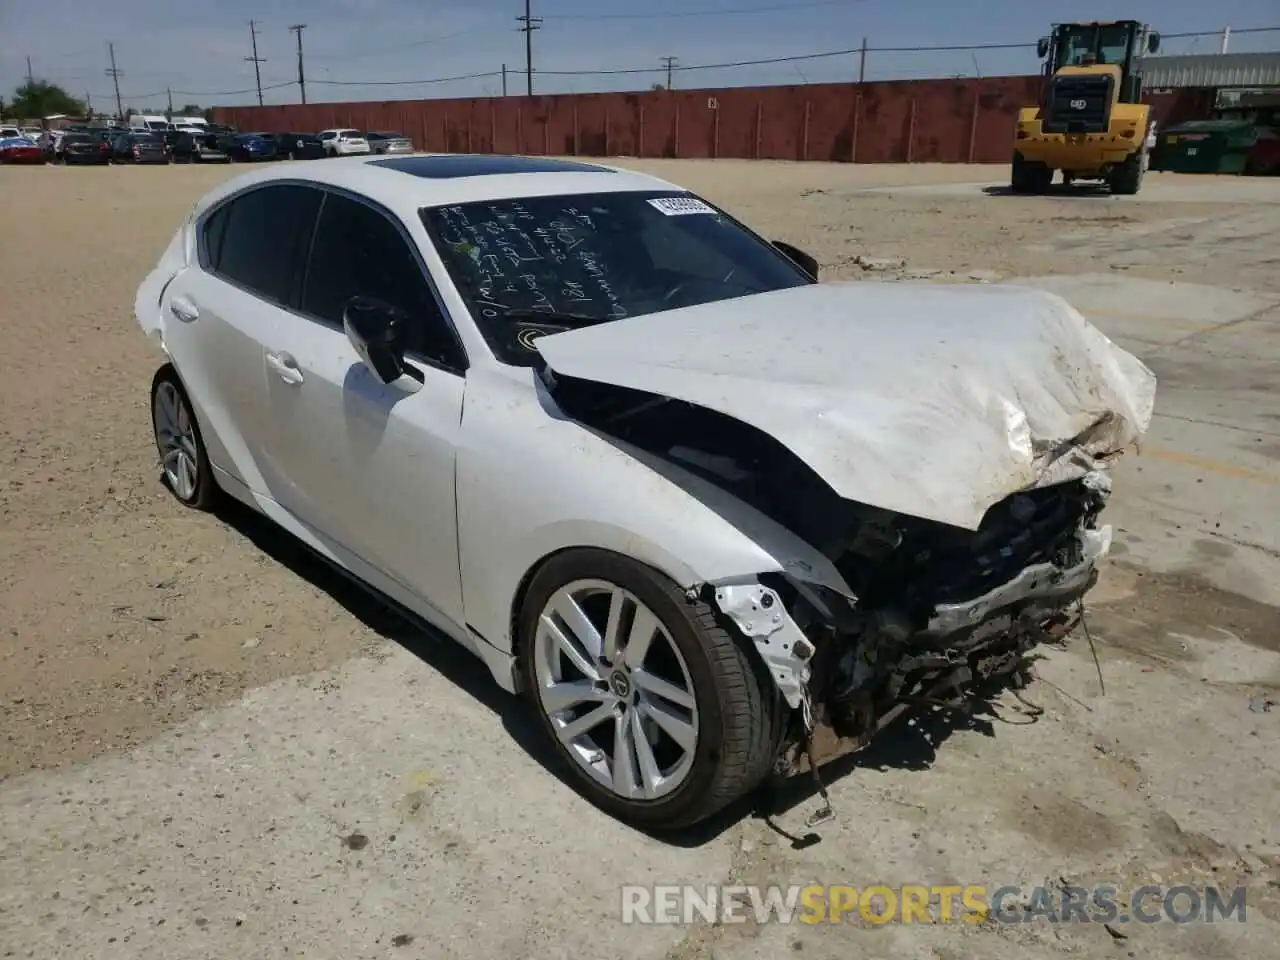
[1012,20,1161,195]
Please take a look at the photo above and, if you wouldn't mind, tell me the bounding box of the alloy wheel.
[532,579,699,801]
[152,380,201,501]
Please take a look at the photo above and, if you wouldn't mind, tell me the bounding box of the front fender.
[456,369,852,657]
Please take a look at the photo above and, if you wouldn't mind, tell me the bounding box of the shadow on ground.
[213,497,1046,850]
[982,183,1115,198]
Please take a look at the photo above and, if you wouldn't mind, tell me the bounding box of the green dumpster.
[1151,119,1258,174]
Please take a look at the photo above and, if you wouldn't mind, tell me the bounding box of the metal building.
[1142,52,1280,89]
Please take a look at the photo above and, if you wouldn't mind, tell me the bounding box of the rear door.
[159,183,322,496]
[260,189,469,624]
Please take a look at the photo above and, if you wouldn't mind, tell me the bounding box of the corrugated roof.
[1142,51,1280,89]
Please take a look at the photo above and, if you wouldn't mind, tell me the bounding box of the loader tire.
[1011,153,1052,194]
[1110,149,1145,196]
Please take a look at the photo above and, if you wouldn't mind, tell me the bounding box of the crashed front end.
[712,469,1115,784]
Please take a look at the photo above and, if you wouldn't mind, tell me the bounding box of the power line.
[552,0,858,20]
[54,22,1280,107]
[246,20,266,107]
[309,71,501,88]
[289,24,308,105]
[517,0,542,96]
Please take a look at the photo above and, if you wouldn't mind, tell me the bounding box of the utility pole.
[166,87,174,116]
[502,63,508,97]
[289,24,307,104]
[26,56,35,86]
[660,56,677,90]
[246,20,266,107]
[106,42,124,120]
[1220,26,1231,54]
[858,36,867,83]
[516,0,541,96]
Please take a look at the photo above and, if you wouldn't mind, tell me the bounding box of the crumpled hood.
[535,280,1156,531]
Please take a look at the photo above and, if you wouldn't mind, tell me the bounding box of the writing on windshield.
[421,190,813,366]
[430,200,628,322]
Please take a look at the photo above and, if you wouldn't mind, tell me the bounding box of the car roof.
[190,153,684,217]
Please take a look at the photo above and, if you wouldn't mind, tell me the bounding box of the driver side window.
[300,192,465,372]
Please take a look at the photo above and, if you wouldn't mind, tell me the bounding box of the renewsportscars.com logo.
[620,884,1250,926]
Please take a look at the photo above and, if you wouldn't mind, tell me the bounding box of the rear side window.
[206,185,322,305]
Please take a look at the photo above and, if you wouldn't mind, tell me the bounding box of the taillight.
[100,142,109,152]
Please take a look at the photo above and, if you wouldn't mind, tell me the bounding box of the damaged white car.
[136,154,1156,829]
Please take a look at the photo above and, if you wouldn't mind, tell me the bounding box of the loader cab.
[1036,21,1160,134]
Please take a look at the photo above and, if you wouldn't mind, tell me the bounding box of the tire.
[517,548,782,830]
[1110,149,1145,195]
[150,365,219,510]
[1010,152,1051,194]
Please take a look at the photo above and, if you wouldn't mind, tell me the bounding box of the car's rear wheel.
[518,548,782,830]
[150,365,218,510]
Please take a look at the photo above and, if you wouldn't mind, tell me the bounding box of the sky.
[2,0,1278,113]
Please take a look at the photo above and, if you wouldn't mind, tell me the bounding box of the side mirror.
[1036,37,1050,59]
[343,296,413,384]
[772,240,819,281]
[1147,31,1161,54]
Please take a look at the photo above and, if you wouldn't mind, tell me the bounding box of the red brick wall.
[214,77,1216,163]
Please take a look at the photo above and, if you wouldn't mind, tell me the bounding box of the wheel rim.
[533,579,699,801]
[153,381,200,501]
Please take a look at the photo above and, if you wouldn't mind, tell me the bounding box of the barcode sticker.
[648,196,717,216]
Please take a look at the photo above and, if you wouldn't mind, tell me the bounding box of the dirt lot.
[1,159,1278,959]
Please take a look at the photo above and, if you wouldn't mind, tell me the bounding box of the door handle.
[169,295,199,322]
[266,351,304,385]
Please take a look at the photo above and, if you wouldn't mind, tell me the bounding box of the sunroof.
[368,154,613,179]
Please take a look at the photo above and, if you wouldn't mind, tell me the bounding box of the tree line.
[0,79,207,123]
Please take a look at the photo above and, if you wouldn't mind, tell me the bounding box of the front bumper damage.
[710,471,1115,816]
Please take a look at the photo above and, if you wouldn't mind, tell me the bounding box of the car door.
[159,183,321,497]
[261,188,469,626]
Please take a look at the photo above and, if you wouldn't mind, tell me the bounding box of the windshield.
[1058,23,1134,67]
[421,190,814,367]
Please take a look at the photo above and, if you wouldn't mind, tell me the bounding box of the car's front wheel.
[518,548,782,830]
[150,365,218,510]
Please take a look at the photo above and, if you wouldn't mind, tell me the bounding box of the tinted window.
[420,190,812,366]
[214,185,322,305]
[302,193,461,369]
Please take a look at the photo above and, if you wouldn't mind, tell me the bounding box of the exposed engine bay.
[548,372,1115,784]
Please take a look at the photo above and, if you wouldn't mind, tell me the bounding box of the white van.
[172,115,207,128]
[129,114,169,134]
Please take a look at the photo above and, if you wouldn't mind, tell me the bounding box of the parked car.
[276,132,326,160]
[0,125,23,139]
[171,131,229,163]
[111,132,170,164]
[56,132,112,165]
[0,136,45,164]
[220,132,279,162]
[19,126,43,141]
[365,131,413,155]
[134,155,1155,830]
[318,128,370,156]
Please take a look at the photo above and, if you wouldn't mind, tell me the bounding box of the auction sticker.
[648,196,717,216]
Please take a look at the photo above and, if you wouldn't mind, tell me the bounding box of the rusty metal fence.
[214,77,1215,164]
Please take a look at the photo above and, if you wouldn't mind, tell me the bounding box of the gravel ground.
[1,159,1278,959]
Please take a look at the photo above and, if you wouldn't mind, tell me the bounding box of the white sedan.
[136,154,1155,829]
